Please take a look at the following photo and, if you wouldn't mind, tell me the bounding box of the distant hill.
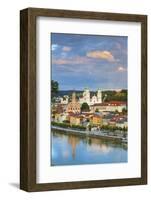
[55,90,98,97]
[56,90,82,97]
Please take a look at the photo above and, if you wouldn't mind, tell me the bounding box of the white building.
[79,88,102,105]
[54,113,68,123]
[90,101,127,113]
[60,95,69,104]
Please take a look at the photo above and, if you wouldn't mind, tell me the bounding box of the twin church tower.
[66,88,102,113]
[79,88,102,106]
[61,88,102,106]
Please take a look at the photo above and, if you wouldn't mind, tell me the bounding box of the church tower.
[72,92,76,103]
[83,88,90,105]
[97,89,102,103]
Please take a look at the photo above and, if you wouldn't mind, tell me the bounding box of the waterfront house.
[54,113,68,123]
[102,114,113,126]
[90,114,102,126]
[69,114,84,126]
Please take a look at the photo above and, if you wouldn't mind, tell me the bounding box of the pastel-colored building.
[69,115,83,126]
[54,113,68,123]
[90,101,127,113]
[60,95,69,104]
[90,114,102,126]
[66,92,81,113]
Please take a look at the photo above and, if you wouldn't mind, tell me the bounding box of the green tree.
[95,108,99,112]
[51,80,59,97]
[115,109,119,114]
[122,108,127,114]
[81,102,90,112]
[102,90,127,102]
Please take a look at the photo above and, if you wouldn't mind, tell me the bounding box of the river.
[51,130,127,166]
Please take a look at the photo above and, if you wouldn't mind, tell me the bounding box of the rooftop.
[91,101,127,107]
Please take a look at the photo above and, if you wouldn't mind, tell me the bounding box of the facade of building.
[51,88,128,130]
[90,114,102,126]
[69,115,83,126]
[90,101,127,113]
[79,88,102,105]
[66,92,81,113]
[60,95,69,104]
[54,113,68,123]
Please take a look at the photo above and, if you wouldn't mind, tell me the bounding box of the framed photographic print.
[20,8,147,191]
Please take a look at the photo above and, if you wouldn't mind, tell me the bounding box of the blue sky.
[51,33,127,90]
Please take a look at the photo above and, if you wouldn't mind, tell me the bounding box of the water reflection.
[51,130,127,166]
[68,135,80,159]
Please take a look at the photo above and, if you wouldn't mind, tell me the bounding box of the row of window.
[68,107,80,111]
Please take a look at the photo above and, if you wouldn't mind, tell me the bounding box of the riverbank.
[52,126,127,143]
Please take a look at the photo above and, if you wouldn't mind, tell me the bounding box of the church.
[66,88,102,114]
[66,92,81,113]
[79,88,102,106]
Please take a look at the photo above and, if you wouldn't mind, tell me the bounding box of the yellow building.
[54,113,61,122]
[90,114,102,126]
[69,115,83,126]
[54,113,67,123]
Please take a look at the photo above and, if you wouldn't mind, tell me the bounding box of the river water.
[51,130,127,166]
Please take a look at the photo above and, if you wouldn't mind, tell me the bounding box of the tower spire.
[72,92,76,102]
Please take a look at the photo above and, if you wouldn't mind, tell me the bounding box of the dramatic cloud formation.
[86,50,115,62]
[62,46,72,51]
[51,33,128,90]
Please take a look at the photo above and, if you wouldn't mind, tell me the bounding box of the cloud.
[86,50,115,62]
[52,44,59,51]
[52,56,90,65]
[62,46,72,51]
[52,59,70,65]
[117,66,127,72]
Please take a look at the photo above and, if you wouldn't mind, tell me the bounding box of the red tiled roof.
[91,101,127,107]
[109,101,127,106]
[91,103,108,107]
[68,113,84,118]
[92,114,102,118]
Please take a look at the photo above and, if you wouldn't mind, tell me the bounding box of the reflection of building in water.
[68,135,80,159]
[90,137,102,145]
[67,135,114,159]
[87,143,112,154]
[87,137,112,153]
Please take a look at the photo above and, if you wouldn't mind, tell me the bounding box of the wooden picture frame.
[20,7,147,192]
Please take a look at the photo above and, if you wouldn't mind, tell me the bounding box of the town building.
[54,113,68,123]
[66,92,81,113]
[90,101,127,113]
[69,114,83,126]
[60,95,69,104]
[102,114,113,126]
[90,114,102,126]
[79,88,102,105]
